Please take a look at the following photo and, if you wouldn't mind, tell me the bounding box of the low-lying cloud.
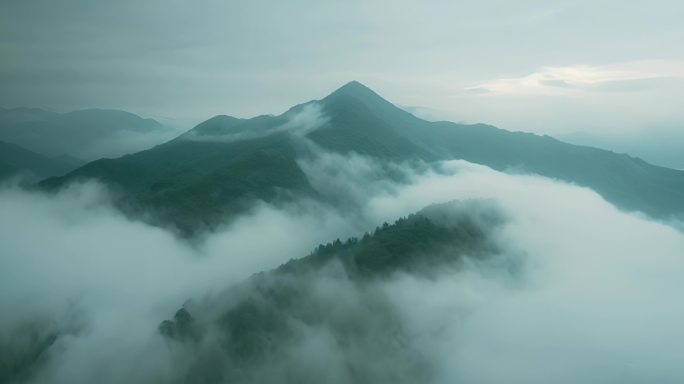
[374,161,684,383]
[2,152,684,383]
[0,180,364,383]
[73,129,184,160]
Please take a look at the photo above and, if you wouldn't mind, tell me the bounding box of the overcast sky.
[1,0,683,134]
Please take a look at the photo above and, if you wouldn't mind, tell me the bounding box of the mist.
[69,129,184,161]
[375,161,684,383]
[182,103,329,143]
[0,180,364,383]
[558,126,684,170]
[2,149,684,383]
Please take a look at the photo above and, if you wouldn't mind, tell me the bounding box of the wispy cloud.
[467,60,684,96]
[182,103,329,143]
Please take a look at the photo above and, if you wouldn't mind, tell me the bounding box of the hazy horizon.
[1,0,682,136]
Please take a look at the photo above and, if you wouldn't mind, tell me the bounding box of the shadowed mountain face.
[0,140,84,181]
[43,132,318,234]
[0,107,178,161]
[41,81,684,234]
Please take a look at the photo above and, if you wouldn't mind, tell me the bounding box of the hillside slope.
[0,140,83,180]
[41,81,684,233]
[157,201,502,383]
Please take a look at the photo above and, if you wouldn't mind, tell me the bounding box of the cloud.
[1,153,684,383]
[265,160,684,383]
[296,149,423,210]
[466,60,684,96]
[279,103,330,136]
[182,103,329,143]
[0,180,366,383]
[372,161,684,383]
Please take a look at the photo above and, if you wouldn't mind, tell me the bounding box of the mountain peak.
[329,80,381,99]
[321,80,421,128]
[338,80,371,91]
[323,80,409,116]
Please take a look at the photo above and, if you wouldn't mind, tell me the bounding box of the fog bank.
[1,156,684,383]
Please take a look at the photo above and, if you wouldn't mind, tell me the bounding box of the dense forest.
[157,201,503,383]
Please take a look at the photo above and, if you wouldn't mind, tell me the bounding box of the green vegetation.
[158,202,500,383]
[0,140,82,180]
[282,209,497,278]
[42,133,317,235]
[0,321,58,384]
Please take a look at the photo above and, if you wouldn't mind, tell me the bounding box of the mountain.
[558,128,684,170]
[41,81,684,234]
[0,107,179,161]
[157,201,500,383]
[0,140,84,180]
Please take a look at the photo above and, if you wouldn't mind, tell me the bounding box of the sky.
[1,0,683,135]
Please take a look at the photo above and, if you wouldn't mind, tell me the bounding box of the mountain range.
[40,81,684,235]
[0,107,179,162]
[558,127,684,170]
[3,81,684,384]
[0,140,83,180]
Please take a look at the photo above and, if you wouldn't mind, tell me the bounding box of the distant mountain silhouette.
[0,140,83,180]
[558,128,684,170]
[0,107,178,161]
